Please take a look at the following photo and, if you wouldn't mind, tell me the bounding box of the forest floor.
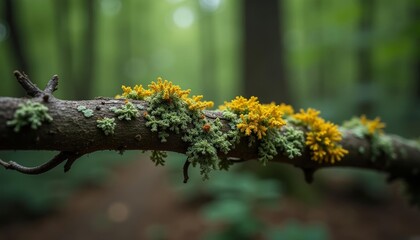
[1,155,420,240]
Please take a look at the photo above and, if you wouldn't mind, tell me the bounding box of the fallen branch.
[0,71,419,203]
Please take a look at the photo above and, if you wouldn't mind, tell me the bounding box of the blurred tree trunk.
[243,0,290,104]
[198,6,218,103]
[4,0,29,96]
[117,0,131,82]
[77,0,96,99]
[54,0,72,99]
[357,0,374,115]
[414,3,420,102]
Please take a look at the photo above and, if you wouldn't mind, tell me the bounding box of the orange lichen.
[202,124,211,132]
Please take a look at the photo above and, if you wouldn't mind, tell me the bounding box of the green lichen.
[7,101,53,132]
[183,118,240,179]
[258,126,305,165]
[116,81,308,181]
[371,134,396,161]
[138,90,241,180]
[342,117,367,138]
[96,117,116,135]
[77,105,94,118]
[144,93,192,141]
[110,102,139,121]
[343,116,396,161]
[222,109,304,165]
[150,150,167,166]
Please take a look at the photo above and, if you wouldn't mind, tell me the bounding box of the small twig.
[44,74,59,94]
[64,152,84,172]
[13,70,42,97]
[301,167,316,184]
[0,151,69,174]
[183,159,191,183]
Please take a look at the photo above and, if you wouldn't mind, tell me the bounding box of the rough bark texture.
[1,96,420,175]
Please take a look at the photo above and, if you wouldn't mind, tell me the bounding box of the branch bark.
[0,72,420,186]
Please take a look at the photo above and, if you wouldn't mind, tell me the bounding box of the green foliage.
[266,221,330,240]
[7,101,53,132]
[76,105,94,118]
[201,173,281,239]
[110,102,139,121]
[258,126,305,165]
[96,117,116,136]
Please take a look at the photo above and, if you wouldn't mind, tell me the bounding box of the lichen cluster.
[110,101,139,121]
[116,78,351,179]
[343,115,394,161]
[220,96,286,139]
[220,97,305,165]
[7,101,53,132]
[77,105,94,118]
[117,77,233,179]
[292,108,348,164]
[96,117,116,136]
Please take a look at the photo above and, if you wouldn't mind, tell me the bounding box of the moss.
[77,105,94,118]
[7,101,53,132]
[110,102,139,121]
[96,117,116,135]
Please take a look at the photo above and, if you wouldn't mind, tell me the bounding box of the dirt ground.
[1,158,420,240]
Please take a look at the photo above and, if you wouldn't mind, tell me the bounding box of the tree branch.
[0,72,419,196]
[13,70,42,97]
[0,151,82,174]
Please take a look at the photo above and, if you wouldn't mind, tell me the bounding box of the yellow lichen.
[221,96,286,139]
[293,108,321,126]
[277,103,295,116]
[293,108,348,164]
[360,115,385,135]
[219,96,259,113]
[117,77,214,111]
[117,84,153,100]
[149,77,191,100]
[183,95,214,111]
